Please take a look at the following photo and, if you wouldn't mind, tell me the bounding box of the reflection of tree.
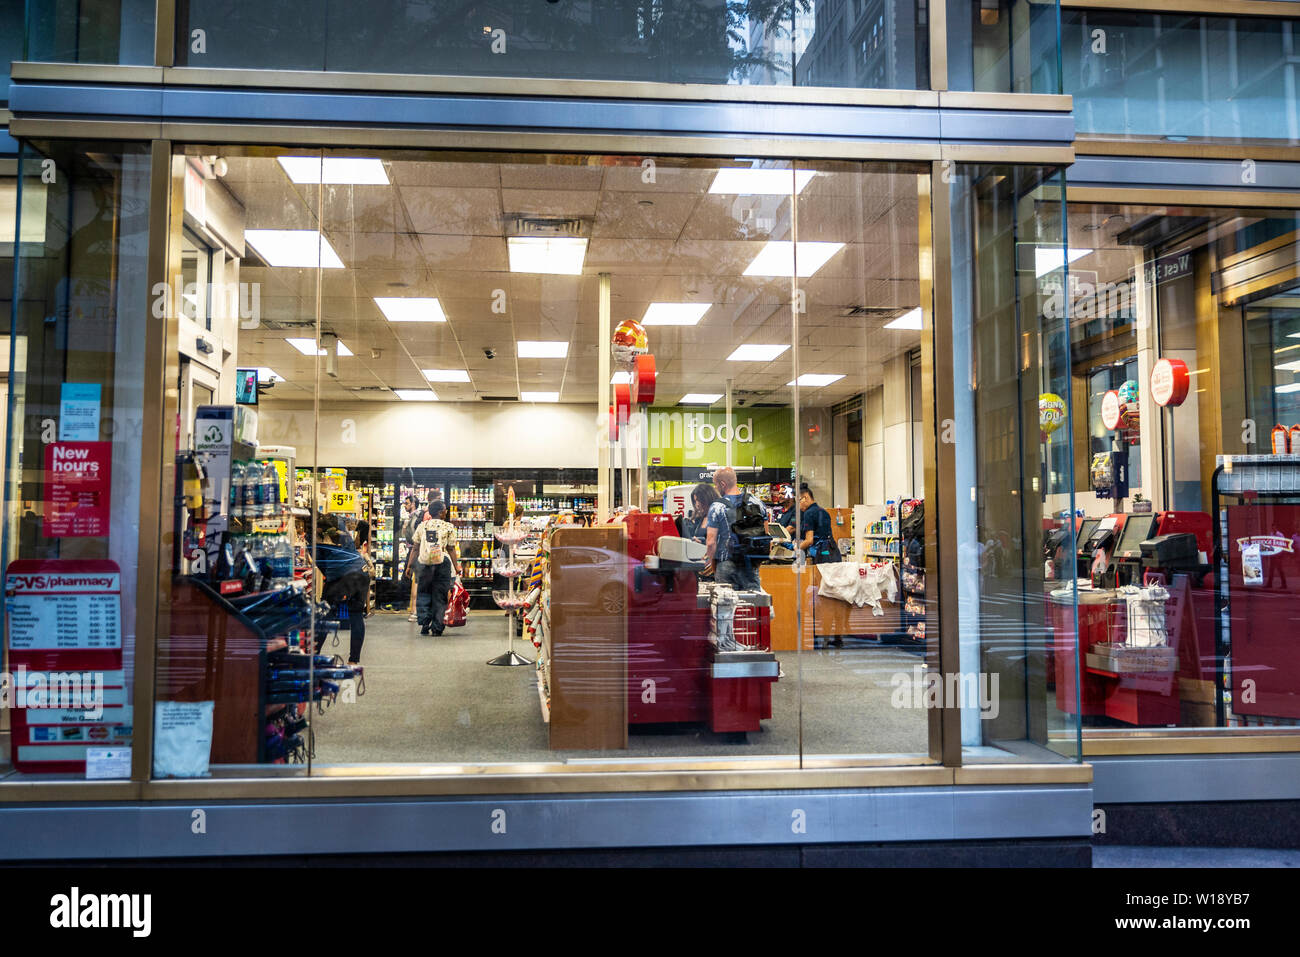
[315,0,812,83]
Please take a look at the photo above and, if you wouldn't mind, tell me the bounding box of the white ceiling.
[218,152,924,407]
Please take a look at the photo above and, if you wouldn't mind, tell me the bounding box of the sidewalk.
[1095,846,1300,867]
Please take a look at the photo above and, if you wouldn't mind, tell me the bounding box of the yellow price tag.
[327,489,358,513]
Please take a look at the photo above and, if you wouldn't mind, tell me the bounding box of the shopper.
[688,482,721,547]
[400,495,420,622]
[317,529,370,665]
[415,500,461,636]
[703,467,761,591]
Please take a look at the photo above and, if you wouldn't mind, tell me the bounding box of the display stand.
[488,522,533,667]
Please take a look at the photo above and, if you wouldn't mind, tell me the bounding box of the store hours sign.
[43,441,112,537]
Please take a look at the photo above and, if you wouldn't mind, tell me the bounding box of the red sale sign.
[43,442,112,538]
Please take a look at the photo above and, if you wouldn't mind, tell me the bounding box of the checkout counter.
[1049,510,1216,726]
[547,516,780,749]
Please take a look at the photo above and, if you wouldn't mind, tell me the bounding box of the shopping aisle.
[311,612,930,765]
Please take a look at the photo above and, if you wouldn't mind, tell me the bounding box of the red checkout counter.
[623,513,779,735]
[1051,510,1215,726]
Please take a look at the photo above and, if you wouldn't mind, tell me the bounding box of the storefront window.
[947,0,1062,94]
[1062,12,1300,142]
[148,146,956,777]
[1,1,24,103]
[1,141,151,780]
[172,0,931,89]
[1062,199,1300,733]
[23,0,156,66]
[949,164,1078,762]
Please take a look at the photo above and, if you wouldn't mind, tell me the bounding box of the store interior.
[156,147,960,772]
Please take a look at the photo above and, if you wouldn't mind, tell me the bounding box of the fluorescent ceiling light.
[611,371,631,385]
[884,307,923,331]
[517,340,569,359]
[642,302,711,326]
[394,389,438,401]
[1276,360,1300,372]
[1035,247,1092,277]
[374,297,446,323]
[1276,383,1300,394]
[285,337,354,357]
[244,230,344,269]
[679,393,724,404]
[277,156,389,185]
[521,391,559,402]
[788,373,846,387]
[256,367,283,383]
[422,369,471,382]
[507,237,587,275]
[727,344,790,362]
[709,168,816,195]
[743,241,845,278]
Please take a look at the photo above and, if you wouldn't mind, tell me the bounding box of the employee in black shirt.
[798,484,841,565]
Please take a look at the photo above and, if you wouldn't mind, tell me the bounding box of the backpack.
[418,522,446,566]
[723,491,769,559]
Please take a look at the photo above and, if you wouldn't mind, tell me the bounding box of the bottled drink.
[261,462,280,517]
[243,461,263,518]
[229,461,246,518]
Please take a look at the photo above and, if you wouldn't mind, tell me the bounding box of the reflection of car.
[552,546,689,614]
[551,546,629,614]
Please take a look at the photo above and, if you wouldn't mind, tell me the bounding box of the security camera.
[483,348,497,359]
[736,397,747,406]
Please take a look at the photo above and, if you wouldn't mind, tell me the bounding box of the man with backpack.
[703,466,763,591]
[415,500,461,636]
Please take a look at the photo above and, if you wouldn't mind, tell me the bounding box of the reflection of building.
[795,0,923,89]
[747,4,817,86]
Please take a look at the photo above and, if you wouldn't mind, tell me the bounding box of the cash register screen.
[1115,514,1158,560]
[1076,519,1099,557]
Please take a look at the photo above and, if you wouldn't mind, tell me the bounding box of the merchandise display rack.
[488,518,534,667]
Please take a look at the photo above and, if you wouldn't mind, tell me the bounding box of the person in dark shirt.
[798,484,840,565]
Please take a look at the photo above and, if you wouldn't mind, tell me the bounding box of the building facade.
[0,0,1298,864]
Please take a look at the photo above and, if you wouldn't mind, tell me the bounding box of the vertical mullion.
[930,0,949,91]
[926,160,962,766]
[130,139,176,788]
[155,0,176,68]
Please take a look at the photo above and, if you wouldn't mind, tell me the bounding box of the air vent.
[507,215,590,238]
[841,306,901,319]
[259,318,317,331]
[480,395,519,402]
[350,386,389,392]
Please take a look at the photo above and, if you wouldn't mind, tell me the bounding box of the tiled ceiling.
[221,153,924,407]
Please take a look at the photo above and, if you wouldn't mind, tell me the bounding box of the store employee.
[798,484,840,564]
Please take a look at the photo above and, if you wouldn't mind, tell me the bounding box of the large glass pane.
[1061,199,1300,734]
[153,148,326,777]
[173,0,930,89]
[1,141,151,780]
[947,0,1062,93]
[791,161,936,763]
[25,0,156,65]
[1,1,24,103]
[1062,12,1300,142]
[949,164,1079,762]
[152,144,947,776]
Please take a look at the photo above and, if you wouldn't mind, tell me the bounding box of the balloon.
[612,319,648,364]
[1039,393,1066,438]
[1118,379,1140,431]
